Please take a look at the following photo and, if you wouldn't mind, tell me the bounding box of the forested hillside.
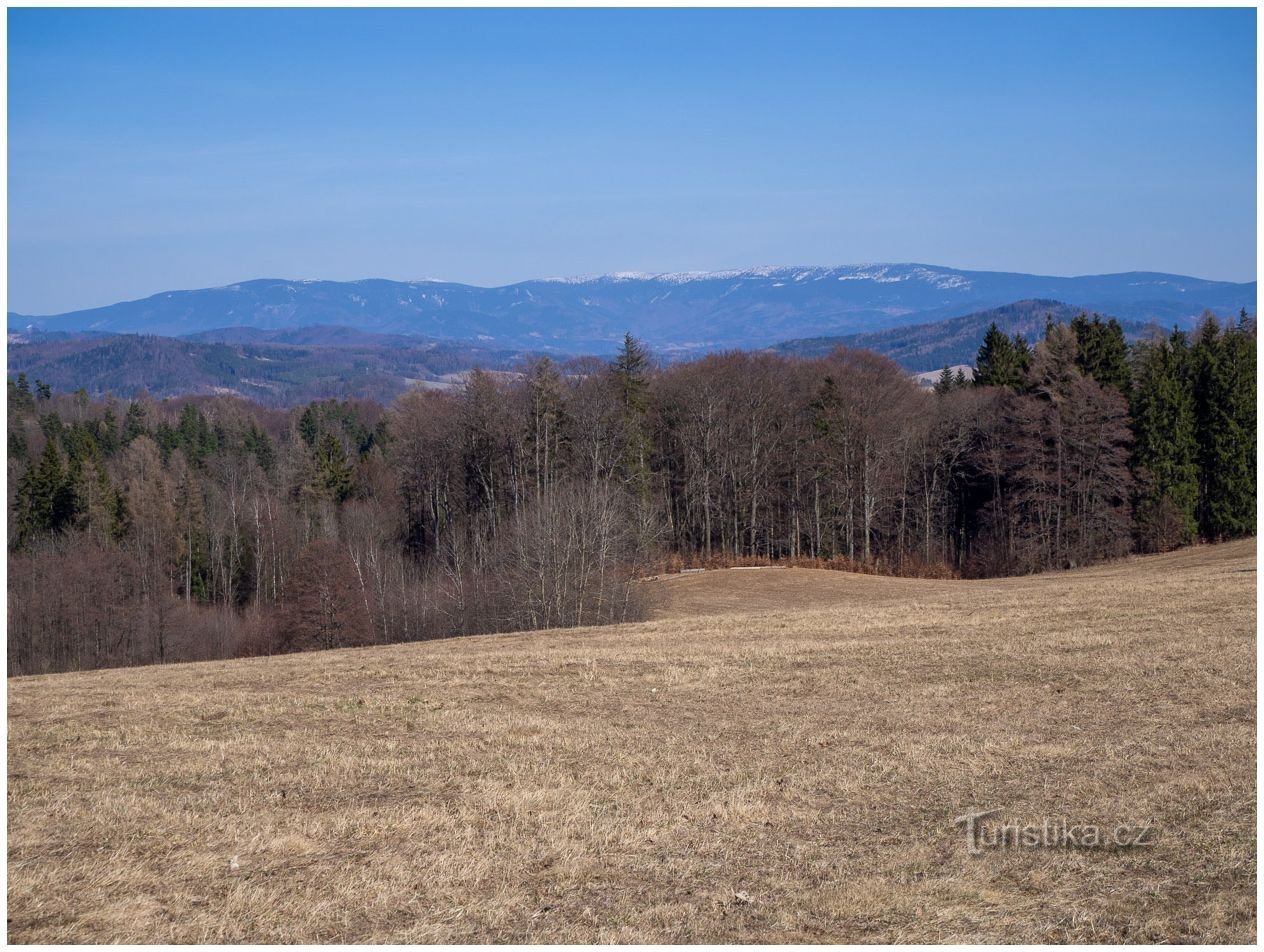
[6,332,535,405]
[771,299,1152,370]
[8,311,1254,675]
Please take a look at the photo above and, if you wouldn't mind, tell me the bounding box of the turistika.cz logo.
[954,808,1156,855]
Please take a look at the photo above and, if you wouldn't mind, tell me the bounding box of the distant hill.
[770,299,1161,372]
[6,333,538,406]
[180,324,432,348]
[8,264,1254,352]
[6,297,1215,403]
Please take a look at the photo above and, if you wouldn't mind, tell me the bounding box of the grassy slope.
[7,540,1256,942]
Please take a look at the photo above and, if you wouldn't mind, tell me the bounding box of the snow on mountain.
[9,265,1254,353]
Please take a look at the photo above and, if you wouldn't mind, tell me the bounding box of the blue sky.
[8,7,1257,314]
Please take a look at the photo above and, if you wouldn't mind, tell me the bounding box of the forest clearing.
[7,539,1255,943]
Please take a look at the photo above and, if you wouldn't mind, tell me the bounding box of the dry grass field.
[8,540,1256,943]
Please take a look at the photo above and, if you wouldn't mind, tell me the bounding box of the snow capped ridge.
[540,266,812,284]
[535,264,973,290]
[828,264,973,290]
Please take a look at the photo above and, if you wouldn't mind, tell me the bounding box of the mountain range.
[9,264,1255,353]
[5,297,1219,407]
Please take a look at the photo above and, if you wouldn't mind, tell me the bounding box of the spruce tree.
[1012,333,1033,379]
[1216,315,1256,536]
[612,333,651,414]
[121,402,147,444]
[244,422,276,473]
[974,323,1017,388]
[1130,333,1199,548]
[14,439,78,544]
[298,405,320,447]
[1191,314,1256,539]
[315,432,354,503]
[611,333,652,490]
[11,373,34,412]
[1072,313,1130,394]
[974,324,1031,389]
[177,403,214,464]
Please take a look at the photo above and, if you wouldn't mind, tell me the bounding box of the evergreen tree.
[1216,315,1256,535]
[314,431,354,503]
[121,402,147,444]
[612,333,651,414]
[611,333,652,490]
[153,421,178,461]
[80,457,126,545]
[298,405,320,447]
[1072,313,1130,394]
[8,428,29,465]
[96,406,121,457]
[1012,334,1033,379]
[14,439,78,544]
[974,323,1027,389]
[176,403,215,464]
[1191,315,1256,539]
[1130,332,1199,549]
[244,422,276,473]
[932,364,956,395]
[11,373,35,412]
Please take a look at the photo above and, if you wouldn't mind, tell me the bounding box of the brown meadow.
[7,539,1256,942]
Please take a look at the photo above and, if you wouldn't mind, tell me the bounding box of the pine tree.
[932,365,956,395]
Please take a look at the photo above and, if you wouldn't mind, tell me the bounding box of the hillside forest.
[7,311,1256,675]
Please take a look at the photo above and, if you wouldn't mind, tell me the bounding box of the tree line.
[7,310,1254,675]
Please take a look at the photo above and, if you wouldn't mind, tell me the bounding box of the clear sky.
[8,7,1257,315]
